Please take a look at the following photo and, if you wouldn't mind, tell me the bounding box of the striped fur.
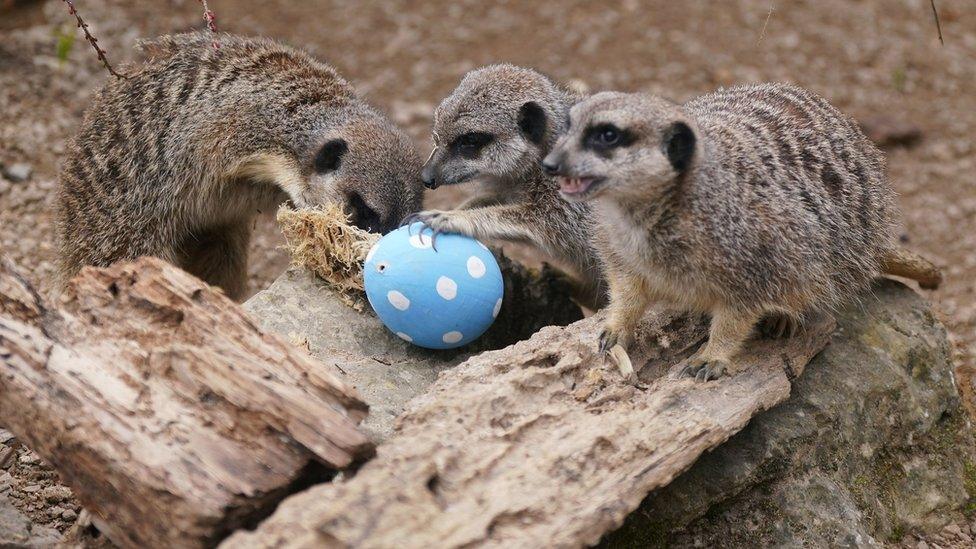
[548,83,904,378]
[56,32,422,300]
[410,65,606,309]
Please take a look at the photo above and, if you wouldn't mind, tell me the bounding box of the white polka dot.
[436,276,457,300]
[387,290,410,310]
[408,233,433,249]
[396,332,413,342]
[467,256,486,278]
[442,331,463,344]
[493,297,502,318]
[365,243,379,263]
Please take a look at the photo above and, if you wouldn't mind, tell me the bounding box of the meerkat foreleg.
[681,308,762,381]
[598,268,650,355]
[456,192,505,210]
[404,204,556,248]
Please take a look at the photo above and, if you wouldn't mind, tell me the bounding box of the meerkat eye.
[599,128,619,145]
[453,132,494,159]
[584,123,632,152]
[314,138,348,173]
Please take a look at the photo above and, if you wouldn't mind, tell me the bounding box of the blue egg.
[363,222,504,350]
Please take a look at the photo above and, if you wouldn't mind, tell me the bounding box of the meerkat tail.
[881,247,943,290]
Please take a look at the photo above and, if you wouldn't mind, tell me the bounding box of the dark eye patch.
[346,191,383,233]
[314,138,348,173]
[582,123,635,154]
[451,132,494,159]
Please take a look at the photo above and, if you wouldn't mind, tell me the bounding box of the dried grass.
[277,204,380,308]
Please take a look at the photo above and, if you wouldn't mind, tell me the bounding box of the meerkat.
[404,64,606,309]
[543,83,942,380]
[56,32,423,300]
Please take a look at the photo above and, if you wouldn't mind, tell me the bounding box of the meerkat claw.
[680,358,729,381]
[598,328,620,356]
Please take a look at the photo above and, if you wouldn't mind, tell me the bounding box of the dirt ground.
[1,0,974,546]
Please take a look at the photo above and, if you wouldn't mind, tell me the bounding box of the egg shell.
[364,222,504,349]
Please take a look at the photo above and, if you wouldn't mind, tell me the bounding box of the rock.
[244,262,581,441]
[0,429,13,444]
[39,485,71,503]
[602,280,975,548]
[0,494,61,547]
[1,162,32,182]
[61,509,77,522]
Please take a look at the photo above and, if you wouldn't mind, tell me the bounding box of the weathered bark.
[0,257,371,549]
[225,308,833,548]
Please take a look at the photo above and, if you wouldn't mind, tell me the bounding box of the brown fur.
[406,65,606,309]
[56,32,422,300]
[546,84,942,379]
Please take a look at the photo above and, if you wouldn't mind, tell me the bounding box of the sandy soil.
[1,0,974,546]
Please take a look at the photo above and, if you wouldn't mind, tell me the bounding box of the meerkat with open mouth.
[544,83,942,380]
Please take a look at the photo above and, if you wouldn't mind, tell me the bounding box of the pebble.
[40,485,72,503]
[21,484,40,493]
[945,523,961,536]
[18,452,39,465]
[959,532,973,544]
[61,508,77,521]
[916,542,928,549]
[1,162,32,182]
[0,429,13,444]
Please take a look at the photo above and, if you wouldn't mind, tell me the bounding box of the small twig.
[930,0,944,45]
[757,1,775,45]
[198,0,220,50]
[60,0,126,79]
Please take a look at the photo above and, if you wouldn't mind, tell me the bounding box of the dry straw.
[277,204,380,309]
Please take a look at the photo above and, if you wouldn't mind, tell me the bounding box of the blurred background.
[0,0,973,403]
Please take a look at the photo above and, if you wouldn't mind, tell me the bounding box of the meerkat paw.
[401,210,463,249]
[597,326,629,356]
[757,313,799,339]
[680,356,730,381]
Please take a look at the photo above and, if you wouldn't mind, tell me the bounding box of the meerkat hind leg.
[178,224,252,301]
[682,309,760,381]
[757,312,799,339]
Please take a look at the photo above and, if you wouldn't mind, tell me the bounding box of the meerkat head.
[229,104,423,234]
[543,91,699,204]
[422,64,573,189]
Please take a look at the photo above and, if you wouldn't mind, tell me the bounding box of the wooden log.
[225,309,833,548]
[0,256,371,549]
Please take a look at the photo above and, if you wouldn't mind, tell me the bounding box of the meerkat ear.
[663,122,696,173]
[314,138,348,173]
[518,101,548,145]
